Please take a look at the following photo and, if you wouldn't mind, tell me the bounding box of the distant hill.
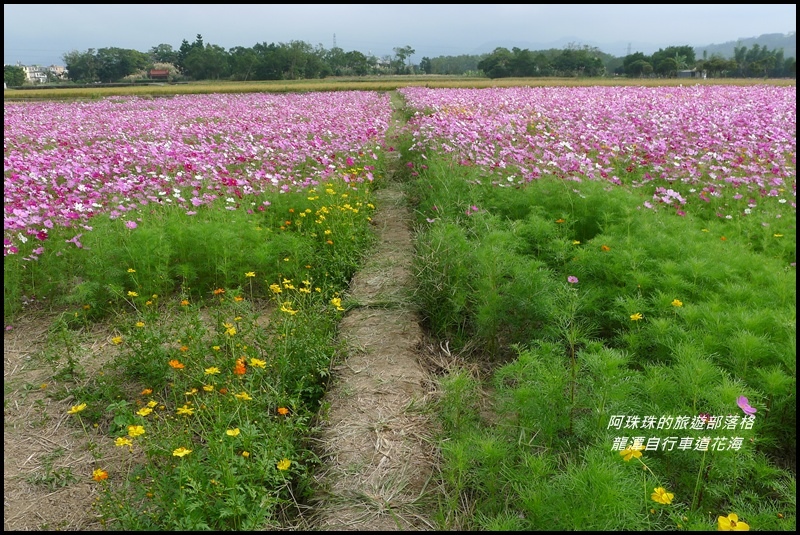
[695,32,795,60]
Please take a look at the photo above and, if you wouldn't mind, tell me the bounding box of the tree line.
[4,34,796,86]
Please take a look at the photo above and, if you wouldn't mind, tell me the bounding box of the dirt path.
[305,176,440,530]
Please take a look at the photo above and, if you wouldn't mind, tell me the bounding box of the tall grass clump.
[397,83,795,531]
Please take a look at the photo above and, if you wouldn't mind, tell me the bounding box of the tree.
[149,44,179,65]
[697,55,737,77]
[283,40,313,80]
[344,50,371,76]
[427,54,487,75]
[252,42,286,80]
[627,59,653,77]
[324,46,353,76]
[63,49,100,83]
[478,47,513,78]
[228,46,259,81]
[392,45,415,74]
[177,34,204,74]
[4,65,25,87]
[510,48,537,77]
[95,47,149,83]
[623,52,652,77]
[183,44,230,80]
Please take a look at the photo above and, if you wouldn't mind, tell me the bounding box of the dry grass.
[5,75,794,101]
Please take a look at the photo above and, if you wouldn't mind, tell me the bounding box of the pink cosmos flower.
[736,396,756,416]
[567,276,579,284]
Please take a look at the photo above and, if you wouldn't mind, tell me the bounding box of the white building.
[16,63,67,84]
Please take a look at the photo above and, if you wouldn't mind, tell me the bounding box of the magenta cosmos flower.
[736,396,757,416]
[567,276,579,284]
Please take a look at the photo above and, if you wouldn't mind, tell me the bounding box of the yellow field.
[4,75,795,100]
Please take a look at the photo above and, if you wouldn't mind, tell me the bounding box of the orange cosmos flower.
[233,358,246,375]
[168,359,185,369]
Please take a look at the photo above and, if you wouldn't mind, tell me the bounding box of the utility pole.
[333,33,337,49]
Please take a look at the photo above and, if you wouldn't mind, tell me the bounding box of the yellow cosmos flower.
[68,402,87,414]
[111,336,123,345]
[135,321,145,328]
[276,458,291,471]
[671,299,683,307]
[136,407,153,417]
[234,391,253,401]
[718,513,749,531]
[127,268,136,273]
[127,425,145,437]
[245,271,256,277]
[202,384,215,392]
[619,444,644,461]
[146,400,158,408]
[630,312,643,321]
[92,468,109,481]
[280,302,298,315]
[172,447,192,457]
[176,405,194,416]
[226,428,241,437]
[127,291,138,297]
[651,487,674,505]
[242,451,250,458]
[114,437,133,447]
[249,358,267,368]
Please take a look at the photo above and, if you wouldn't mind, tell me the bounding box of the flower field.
[4,83,796,530]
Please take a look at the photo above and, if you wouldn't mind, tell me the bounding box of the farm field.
[4,79,796,531]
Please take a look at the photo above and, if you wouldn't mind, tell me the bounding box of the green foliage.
[4,64,26,87]
[407,146,795,530]
[14,170,377,530]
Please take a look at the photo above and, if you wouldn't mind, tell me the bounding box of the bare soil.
[3,179,443,531]
[4,316,117,530]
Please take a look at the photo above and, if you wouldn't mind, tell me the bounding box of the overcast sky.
[4,4,796,66]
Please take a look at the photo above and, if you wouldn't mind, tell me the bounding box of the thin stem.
[691,450,707,510]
